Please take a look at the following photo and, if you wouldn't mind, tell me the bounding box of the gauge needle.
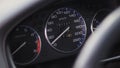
[12,42,27,55]
[101,55,120,62]
[51,27,70,44]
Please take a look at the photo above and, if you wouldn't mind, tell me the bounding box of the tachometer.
[45,7,87,53]
[8,25,41,65]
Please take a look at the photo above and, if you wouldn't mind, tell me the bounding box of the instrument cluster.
[6,0,113,66]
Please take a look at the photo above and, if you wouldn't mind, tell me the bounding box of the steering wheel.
[74,7,120,68]
[0,0,120,68]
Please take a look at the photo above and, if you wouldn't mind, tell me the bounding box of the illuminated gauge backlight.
[45,7,87,53]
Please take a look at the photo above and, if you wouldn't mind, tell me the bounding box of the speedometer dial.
[45,7,87,53]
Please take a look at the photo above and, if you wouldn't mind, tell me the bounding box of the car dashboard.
[6,0,120,68]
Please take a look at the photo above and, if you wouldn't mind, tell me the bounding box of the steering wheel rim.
[74,7,120,68]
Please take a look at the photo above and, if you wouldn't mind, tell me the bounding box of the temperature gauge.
[91,9,111,32]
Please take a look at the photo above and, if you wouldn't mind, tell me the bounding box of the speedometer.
[45,7,87,53]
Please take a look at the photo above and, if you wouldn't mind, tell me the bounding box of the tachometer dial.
[8,25,41,65]
[45,7,87,53]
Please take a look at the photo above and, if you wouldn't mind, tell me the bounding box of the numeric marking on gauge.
[64,11,70,14]
[75,25,85,29]
[51,15,57,19]
[69,14,76,17]
[47,28,53,32]
[74,31,83,36]
[48,35,55,40]
[73,38,81,42]
[47,21,54,25]
[74,19,80,23]
[59,17,67,21]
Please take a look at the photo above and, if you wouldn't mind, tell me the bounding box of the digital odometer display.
[45,8,87,53]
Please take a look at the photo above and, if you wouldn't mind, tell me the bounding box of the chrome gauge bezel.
[45,7,87,53]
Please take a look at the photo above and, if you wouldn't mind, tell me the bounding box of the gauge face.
[8,25,41,65]
[45,7,87,53]
[91,9,111,32]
